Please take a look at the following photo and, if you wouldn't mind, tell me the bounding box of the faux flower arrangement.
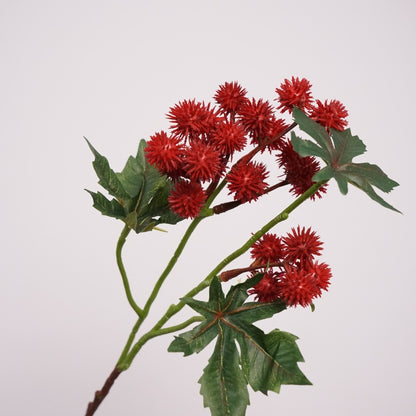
[84,77,399,416]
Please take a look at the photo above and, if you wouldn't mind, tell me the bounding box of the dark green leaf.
[292,107,334,155]
[330,128,366,165]
[180,296,218,319]
[168,320,218,356]
[169,277,308,416]
[291,132,329,161]
[85,190,125,219]
[291,109,400,212]
[86,138,184,231]
[312,165,336,182]
[233,321,309,394]
[199,324,250,416]
[85,138,130,203]
[342,162,399,192]
[229,300,286,325]
[263,330,311,386]
[117,155,144,198]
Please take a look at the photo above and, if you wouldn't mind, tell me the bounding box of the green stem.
[116,225,144,317]
[141,217,203,316]
[117,317,142,369]
[151,315,204,337]
[118,181,228,367]
[140,179,227,318]
[122,316,204,368]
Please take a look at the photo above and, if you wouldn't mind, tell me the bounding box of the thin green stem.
[123,316,204,367]
[141,217,203,316]
[116,225,144,317]
[117,317,142,369]
[205,178,227,206]
[153,315,204,337]
[140,179,227,318]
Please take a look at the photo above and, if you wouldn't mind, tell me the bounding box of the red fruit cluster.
[145,78,348,219]
[275,76,349,131]
[248,226,332,307]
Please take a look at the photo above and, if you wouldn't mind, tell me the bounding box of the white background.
[1,1,414,415]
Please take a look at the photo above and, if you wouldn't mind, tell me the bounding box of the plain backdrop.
[1,1,414,415]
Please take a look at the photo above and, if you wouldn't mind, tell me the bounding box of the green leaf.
[291,106,334,155]
[263,330,311,387]
[236,324,311,395]
[342,162,399,192]
[291,108,400,212]
[199,325,250,416]
[86,138,184,231]
[291,132,329,161]
[330,128,366,165]
[168,276,309,416]
[342,163,400,211]
[85,138,130,203]
[117,155,144,198]
[168,320,219,356]
[85,190,125,219]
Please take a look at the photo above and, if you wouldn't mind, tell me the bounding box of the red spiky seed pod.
[247,270,281,303]
[277,266,319,307]
[282,226,323,266]
[168,180,206,219]
[214,81,248,115]
[250,233,285,265]
[211,120,247,155]
[238,98,275,141]
[145,131,184,176]
[183,141,222,182]
[226,161,269,203]
[310,99,349,131]
[167,99,220,140]
[275,76,313,114]
[308,261,332,292]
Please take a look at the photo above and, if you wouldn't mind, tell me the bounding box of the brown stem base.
[85,366,122,416]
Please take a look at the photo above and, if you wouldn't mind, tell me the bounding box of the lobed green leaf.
[169,277,307,416]
[116,155,144,198]
[86,138,184,231]
[85,138,130,203]
[291,132,330,162]
[290,109,400,212]
[263,330,311,386]
[168,320,218,356]
[330,128,366,165]
[85,190,125,219]
[199,324,250,416]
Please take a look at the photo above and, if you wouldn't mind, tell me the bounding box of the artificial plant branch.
[84,78,399,416]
